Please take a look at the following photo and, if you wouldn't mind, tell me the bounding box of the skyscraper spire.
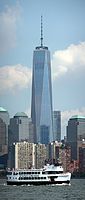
[40,15,43,47]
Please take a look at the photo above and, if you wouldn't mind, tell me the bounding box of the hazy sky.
[0,0,85,137]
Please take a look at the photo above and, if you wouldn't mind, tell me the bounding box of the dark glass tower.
[31,16,53,144]
[67,115,85,160]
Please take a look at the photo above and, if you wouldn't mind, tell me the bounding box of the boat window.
[59,171,63,174]
[19,172,23,175]
[23,172,27,175]
[31,172,35,174]
[42,172,45,174]
[46,171,56,174]
[37,177,40,179]
[20,177,22,180]
[24,177,28,180]
[19,172,24,175]
[7,172,12,175]
[13,172,18,175]
[46,171,63,174]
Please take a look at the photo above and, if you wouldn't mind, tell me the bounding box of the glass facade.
[53,111,61,142]
[8,112,30,145]
[67,116,85,160]
[0,107,9,168]
[8,112,30,168]
[31,46,53,144]
[0,108,9,145]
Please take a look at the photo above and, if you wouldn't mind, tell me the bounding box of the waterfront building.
[79,141,85,172]
[0,118,8,168]
[8,112,30,168]
[67,115,85,160]
[8,112,30,145]
[31,16,53,144]
[47,141,61,164]
[68,160,79,173]
[9,142,35,169]
[35,143,47,169]
[59,145,71,172]
[15,142,35,169]
[28,118,34,143]
[47,141,71,172]
[0,118,6,148]
[0,107,9,145]
[53,111,61,142]
[0,107,9,168]
[9,141,47,169]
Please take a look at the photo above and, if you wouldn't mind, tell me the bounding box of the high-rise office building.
[8,112,30,168]
[67,115,85,160]
[0,118,6,148]
[8,112,30,145]
[0,107,9,168]
[0,107,9,145]
[53,111,61,142]
[31,16,53,144]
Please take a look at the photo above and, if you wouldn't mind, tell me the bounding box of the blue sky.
[0,0,85,137]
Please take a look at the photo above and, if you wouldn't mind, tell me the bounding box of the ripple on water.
[0,179,85,200]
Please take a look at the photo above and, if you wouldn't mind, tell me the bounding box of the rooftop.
[0,107,7,112]
[14,112,28,118]
[36,46,48,50]
[71,115,85,119]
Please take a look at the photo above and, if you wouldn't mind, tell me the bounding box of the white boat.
[6,164,71,185]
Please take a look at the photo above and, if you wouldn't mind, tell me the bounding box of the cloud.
[0,2,21,53]
[61,107,85,137]
[0,64,32,94]
[52,42,85,80]
[52,41,85,137]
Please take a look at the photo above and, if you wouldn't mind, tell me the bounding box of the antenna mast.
[41,15,43,47]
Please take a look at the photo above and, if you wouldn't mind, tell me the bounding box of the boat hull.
[7,180,70,185]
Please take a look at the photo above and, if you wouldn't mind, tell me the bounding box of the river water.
[0,179,85,200]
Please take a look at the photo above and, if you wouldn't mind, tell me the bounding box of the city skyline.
[0,0,85,137]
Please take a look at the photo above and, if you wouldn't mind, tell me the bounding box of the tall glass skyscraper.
[31,17,53,144]
[67,115,85,160]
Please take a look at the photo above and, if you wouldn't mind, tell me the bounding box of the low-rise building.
[79,141,85,172]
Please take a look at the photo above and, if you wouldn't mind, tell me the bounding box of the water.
[0,179,85,200]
